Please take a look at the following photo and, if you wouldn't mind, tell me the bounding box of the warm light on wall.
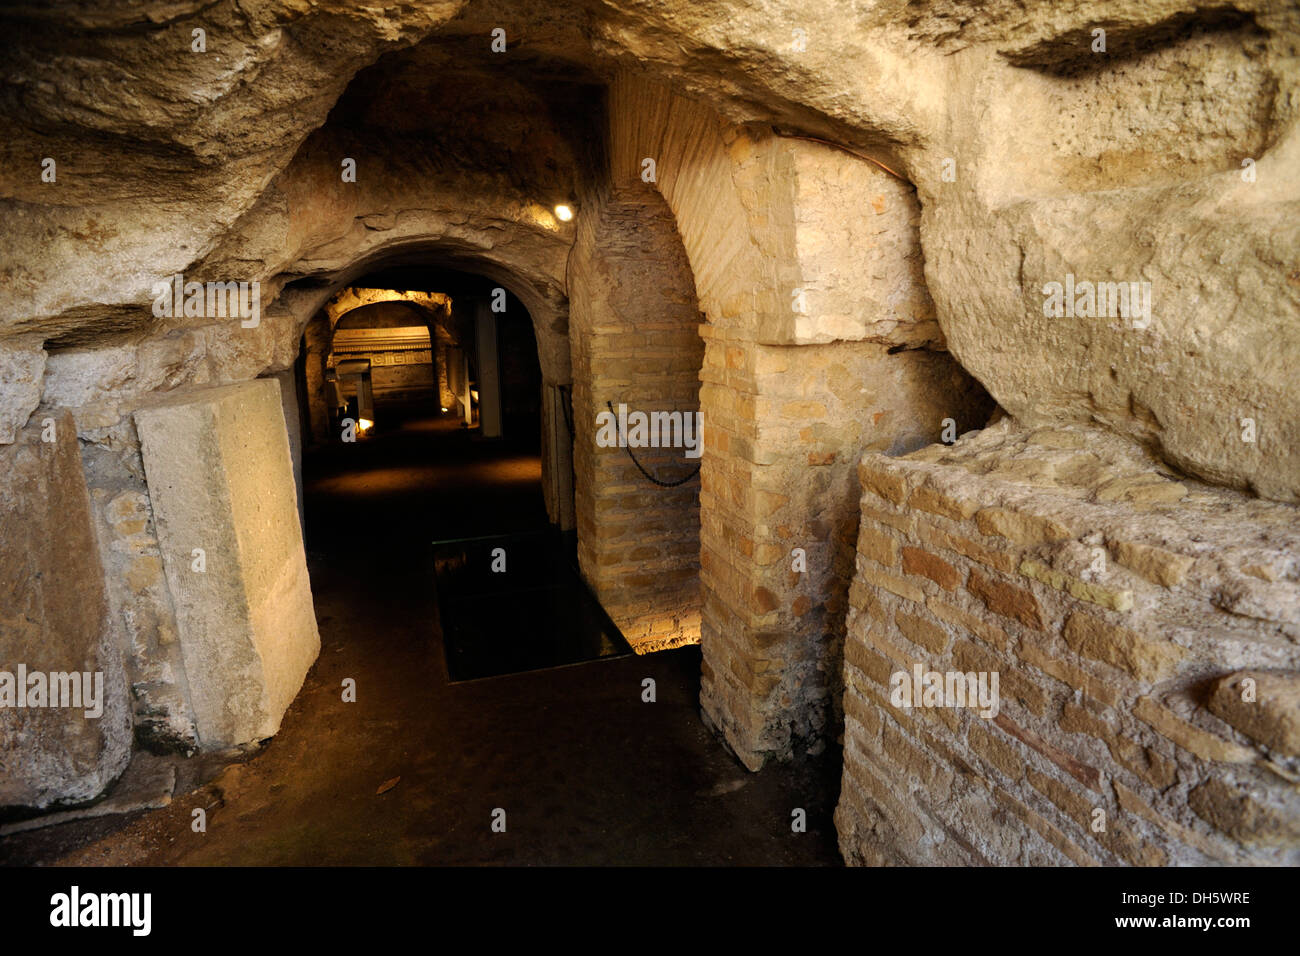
[554,204,574,222]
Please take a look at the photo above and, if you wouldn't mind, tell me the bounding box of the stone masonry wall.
[570,185,704,652]
[836,419,1300,865]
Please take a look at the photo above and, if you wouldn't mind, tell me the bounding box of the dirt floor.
[1,409,842,866]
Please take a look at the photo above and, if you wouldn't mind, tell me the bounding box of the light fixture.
[554,204,574,222]
[358,418,373,432]
[440,406,449,413]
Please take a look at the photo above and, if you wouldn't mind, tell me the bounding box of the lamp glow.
[554,204,574,222]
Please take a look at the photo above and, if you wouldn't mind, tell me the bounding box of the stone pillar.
[474,300,502,439]
[448,346,472,426]
[542,384,576,530]
[271,369,305,534]
[302,315,332,446]
[134,380,320,750]
[604,71,993,765]
[698,330,991,769]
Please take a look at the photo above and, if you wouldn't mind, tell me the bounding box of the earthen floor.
[2,412,841,866]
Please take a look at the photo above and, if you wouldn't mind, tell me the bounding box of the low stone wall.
[836,419,1300,865]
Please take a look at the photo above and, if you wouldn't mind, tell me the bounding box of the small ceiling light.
[554,204,574,222]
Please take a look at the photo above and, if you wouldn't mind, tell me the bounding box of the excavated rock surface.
[1,0,1296,499]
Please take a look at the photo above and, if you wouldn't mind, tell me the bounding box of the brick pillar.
[698,327,849,768]
[699,327,994,769]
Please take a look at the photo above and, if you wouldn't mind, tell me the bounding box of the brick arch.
[286,245,576,528]
[596,70,993,770]
[283,240,570,388]
[604,72,770,333]
[595,71,820,767]
[568,183,705,653]
[297,293,455,446]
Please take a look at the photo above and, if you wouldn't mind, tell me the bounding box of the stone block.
[1133,696,1256,764]
[1062,610,1187,683]
[858,524,899,567]
[917,520,1017,573]
[0,411,131,807]
[1188,778,1300,848]
[861,563,925,604]
[928,596,1010,651]
[895,610,949,653]
[1208,671,1300,758]
[134,381,320,749]
[1019,558,1134,612]
[910,484,979,521]
[1110,538,1193,588]
[975,507,1071,546]
[858,456,909,504]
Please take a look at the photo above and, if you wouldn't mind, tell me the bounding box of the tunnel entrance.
[298,266,552,545]
[294,264,631,680]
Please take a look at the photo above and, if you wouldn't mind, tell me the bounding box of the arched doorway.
[296,266,553,545]
[294,262,625,683]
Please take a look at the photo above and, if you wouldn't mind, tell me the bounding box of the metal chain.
[605,400,701,488]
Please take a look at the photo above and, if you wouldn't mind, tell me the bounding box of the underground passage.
[1,0,1299,897]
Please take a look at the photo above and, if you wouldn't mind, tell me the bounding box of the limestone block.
[1189,777,1300,849]
[272,370,305,535]
[785,141,944,348]
[1209,671,1300,758]
[0,410,131,807]
[1061,610,1186,683]
[0,340,46,444]
[134,380,319,749]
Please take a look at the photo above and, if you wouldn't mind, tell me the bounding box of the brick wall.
[837,419,1300,865]
[699,329,993,766]
[569,184,704,652]
[604,69,994,767]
